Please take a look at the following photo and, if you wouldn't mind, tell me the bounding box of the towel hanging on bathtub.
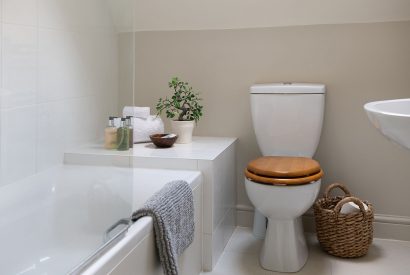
[131,180,195,275]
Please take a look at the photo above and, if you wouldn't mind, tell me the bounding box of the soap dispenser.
[117,118,130,151]
[104,116,117,149]
[126,116,134,148]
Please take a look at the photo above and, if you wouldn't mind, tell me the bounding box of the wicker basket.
[313,183,374,258]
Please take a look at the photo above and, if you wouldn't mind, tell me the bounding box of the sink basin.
[364,99,410,150]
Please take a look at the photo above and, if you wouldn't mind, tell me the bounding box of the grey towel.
[131,180,195,275]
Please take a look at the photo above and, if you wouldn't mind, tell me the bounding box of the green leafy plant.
[156,77,203,122]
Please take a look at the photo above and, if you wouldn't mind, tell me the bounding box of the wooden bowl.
[149,134,178,148]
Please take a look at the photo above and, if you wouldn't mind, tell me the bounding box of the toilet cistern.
[250,83,325,157]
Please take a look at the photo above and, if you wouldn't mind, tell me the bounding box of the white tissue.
[162,134,177,138]
[340,201,369,214]
[123,106,150,119]
[133,116,164,143]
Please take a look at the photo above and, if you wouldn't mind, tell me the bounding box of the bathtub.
[0,165,202,275]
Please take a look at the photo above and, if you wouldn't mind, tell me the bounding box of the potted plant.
[156,77,203,144]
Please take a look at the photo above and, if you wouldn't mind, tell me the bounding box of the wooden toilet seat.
[245,156,324,185]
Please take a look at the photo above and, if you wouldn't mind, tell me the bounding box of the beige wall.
[112,0,410,31]
[109,0,410,32]
[122,21,410,219]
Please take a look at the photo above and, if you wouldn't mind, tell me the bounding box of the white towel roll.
[123,106,150,119]
[340,201,369,214]
[133,115,164,143]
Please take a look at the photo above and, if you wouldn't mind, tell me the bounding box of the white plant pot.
[171,120,195,144]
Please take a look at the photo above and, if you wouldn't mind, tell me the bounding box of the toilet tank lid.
[250,83,326,94]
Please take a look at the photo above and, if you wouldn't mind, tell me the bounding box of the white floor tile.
[202,251,271,275]
[224,227,263,255]
[331,239,410,275]
[202,227,410,275]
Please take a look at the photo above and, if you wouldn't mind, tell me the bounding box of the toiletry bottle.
[113,116,121,128]
[104,116,117,149]
[117,118,130,151]
[126,116,134,148]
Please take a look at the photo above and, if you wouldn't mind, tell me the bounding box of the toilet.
[245,83,325,272]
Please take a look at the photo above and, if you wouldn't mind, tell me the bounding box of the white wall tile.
[36,24,119,170]
[63,96,99,147]
[0,106,37,186]
[36,96,101,171]
[39,0,114,31]
[1,24,37,109]
[38,29,88,102]
[38,29,117,103]
[2,0,38,26]
[39,0,86,30]
[0,1,120,184]
[36,100,65,171]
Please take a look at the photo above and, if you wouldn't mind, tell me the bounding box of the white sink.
[364,99,410,150]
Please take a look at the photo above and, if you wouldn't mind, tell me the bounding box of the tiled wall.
[0,0,120,186]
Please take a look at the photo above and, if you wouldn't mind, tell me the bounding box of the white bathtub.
[0,165,202,275]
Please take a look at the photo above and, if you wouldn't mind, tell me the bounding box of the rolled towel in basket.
[123,106,150,119]
[340,201,369,214]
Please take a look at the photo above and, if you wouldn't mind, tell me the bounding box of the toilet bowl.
[246,83,326,272]
[245,156,323,272]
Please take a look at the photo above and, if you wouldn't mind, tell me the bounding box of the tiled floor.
[201,227,410,275]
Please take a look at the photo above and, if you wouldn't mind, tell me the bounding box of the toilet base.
[259,217,308,273]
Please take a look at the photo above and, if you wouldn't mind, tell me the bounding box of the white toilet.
[245,83,325,272]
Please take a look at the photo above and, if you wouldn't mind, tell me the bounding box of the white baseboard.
[236,205,410,241]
